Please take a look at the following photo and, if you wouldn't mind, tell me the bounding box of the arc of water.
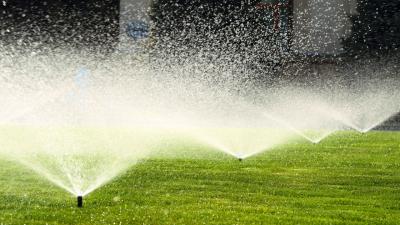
[359,111,400,132]
[17,158,76,195]
[315,106,400,133]
[81,134,132,196]
[191,127,294,160]
[57,157,84,196]
[192,132,239,158]
[261,112,335,144]
[82,158,131,196]
[238,151,269,160]
[314,106,367,132]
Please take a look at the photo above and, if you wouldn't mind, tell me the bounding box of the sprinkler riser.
[77,196,83,208]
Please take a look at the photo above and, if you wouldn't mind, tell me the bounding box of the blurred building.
[1,0,358,54]
[120,0,358,55]
[292,0,357,55]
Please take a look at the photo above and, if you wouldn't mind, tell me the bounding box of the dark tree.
[343,0,400,56]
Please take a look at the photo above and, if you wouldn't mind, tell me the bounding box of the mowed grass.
[0,131,399,225]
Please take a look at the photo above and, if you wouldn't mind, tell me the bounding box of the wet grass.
[0,131,399,225]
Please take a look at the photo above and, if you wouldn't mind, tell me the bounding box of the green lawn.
[0,131,399,225]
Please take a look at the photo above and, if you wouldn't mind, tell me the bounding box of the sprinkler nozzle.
[238,158,243,162]
[77,196,83,208]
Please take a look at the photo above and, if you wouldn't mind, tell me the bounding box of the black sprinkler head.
[77,196,83,208]
[238,158,243,162]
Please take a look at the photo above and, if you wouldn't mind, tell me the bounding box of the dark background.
[149,0,286,54]
[1,0,399,56]
[0,0,119,51]
[343,0,400,57]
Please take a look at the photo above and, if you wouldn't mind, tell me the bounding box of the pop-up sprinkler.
[77,196,83,208]
[236,153,244,162]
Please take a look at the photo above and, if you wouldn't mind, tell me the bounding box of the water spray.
[77,196,83,208]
